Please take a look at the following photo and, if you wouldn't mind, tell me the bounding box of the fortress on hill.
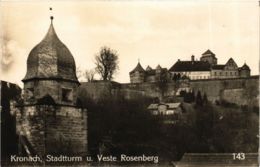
[80,50,258,107]
[129,49,250,83]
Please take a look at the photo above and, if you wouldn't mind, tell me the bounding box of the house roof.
[167,103,181,109]
[147,102,181,110]
[176,153,258,166]
[169,61,211,72]
[147,103,158,110]
[211,65,225,70]
[129,62,145,74]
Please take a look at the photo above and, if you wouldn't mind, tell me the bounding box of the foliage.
[85,94,258,162]
[84,69,96,82]
[95,46,119,81]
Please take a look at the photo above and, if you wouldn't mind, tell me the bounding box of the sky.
[0,0,259,86]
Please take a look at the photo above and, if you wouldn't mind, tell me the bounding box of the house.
[148,102,183,124]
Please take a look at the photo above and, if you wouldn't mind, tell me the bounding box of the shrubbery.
[84,94,258,162]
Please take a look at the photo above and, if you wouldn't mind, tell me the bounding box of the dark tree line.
[180,90,208,105]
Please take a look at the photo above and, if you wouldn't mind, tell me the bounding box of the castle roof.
[146,65,152,71]
[239,63,250,71]
[23,18,78,83]
[156,64,162,70]
[202,49,215,56]
[129,62,145,74]
[169,61,211,72]
[211,65,225,70]
[225,57,238,67]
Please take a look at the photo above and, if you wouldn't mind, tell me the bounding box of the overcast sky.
[1,0,259,86]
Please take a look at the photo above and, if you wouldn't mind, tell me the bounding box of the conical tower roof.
[130,62,145,74]
[23,18,78,83]
[146,65,152,71]
[240,63,250,70]
[156,64,162,70]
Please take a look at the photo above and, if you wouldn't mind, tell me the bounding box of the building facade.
[130,49,251,83]
[15,17,88,157]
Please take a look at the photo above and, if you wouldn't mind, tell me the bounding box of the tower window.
[62,88,73,102]
[26,88,34,99]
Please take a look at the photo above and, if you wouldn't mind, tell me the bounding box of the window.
[225,72,228,76]
[26,88,34,99]
[62,88,73,102]
[214,72,217,76]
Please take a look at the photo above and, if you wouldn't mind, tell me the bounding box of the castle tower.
[239,63,251,78]
[200,49,217,65]
[22,17,79,106]
[16,17,87,158]
[129,62,145,83]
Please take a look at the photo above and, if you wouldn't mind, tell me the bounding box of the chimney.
[191,55,195,62]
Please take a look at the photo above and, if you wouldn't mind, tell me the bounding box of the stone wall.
[190,76,259,105]
[78,76,259,106]
[16,105,88,156]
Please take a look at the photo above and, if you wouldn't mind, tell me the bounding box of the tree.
[196,91,203,106]
[156,71,168,101]
[203,93,208,105]
[85,69,96,82]
[76,66,83,81]
[95,46,119,81]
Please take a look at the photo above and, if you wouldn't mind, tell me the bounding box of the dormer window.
[62,88,73,102]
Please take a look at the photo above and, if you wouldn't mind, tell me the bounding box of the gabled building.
[211,58,239,79]
[129,49,251,83]
[129,62,170,83]
[169,55,211,80]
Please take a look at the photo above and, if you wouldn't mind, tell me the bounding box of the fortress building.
[15,17,87,157]
[130,49,250,83]
[129,63,170,83]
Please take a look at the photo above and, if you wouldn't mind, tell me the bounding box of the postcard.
[1,1,259,166]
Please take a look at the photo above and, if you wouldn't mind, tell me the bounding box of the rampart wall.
[78,76,259,106]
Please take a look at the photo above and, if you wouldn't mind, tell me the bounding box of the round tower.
[129,62,145,83]
[22,17,79,106]
[16,17,87,158]
[239,63,250,78]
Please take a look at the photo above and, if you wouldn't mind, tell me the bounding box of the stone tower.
[129,62,145,83]
[200,49,217,65]
[16,17,87,157]
[239,63,251,78]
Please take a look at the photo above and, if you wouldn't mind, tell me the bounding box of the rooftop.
[169,61,211,72]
